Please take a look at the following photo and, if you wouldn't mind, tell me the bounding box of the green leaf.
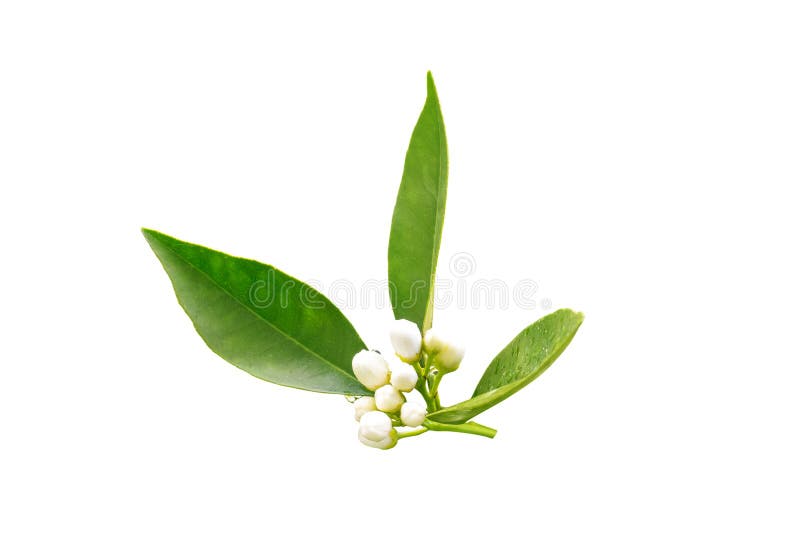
[388,71,448,333]
[426,309,584,423]
[142,229,370,395]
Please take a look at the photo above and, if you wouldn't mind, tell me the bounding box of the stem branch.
[397,427,428,439]
[416,379,434,410]
[429,373,443,410]
[423,419,497,439]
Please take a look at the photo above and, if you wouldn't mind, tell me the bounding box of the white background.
[2,1,799,558]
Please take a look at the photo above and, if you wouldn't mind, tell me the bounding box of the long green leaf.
[426,309,584,423]
[388,71,448,333]
[143,229,370,395]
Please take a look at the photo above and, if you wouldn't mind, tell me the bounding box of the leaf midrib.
[154,235,361,386]
[423,93,446,332]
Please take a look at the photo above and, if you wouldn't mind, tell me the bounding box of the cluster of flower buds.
[351,319,465,449]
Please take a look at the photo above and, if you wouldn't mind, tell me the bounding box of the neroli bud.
[390,362,418,392]
[400,401,427,427]
[423,328,465,372]
[389,319,422,363]
[374,384,405,413]
[352,350,391,390]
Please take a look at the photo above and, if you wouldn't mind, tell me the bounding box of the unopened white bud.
[390,319,422,363]
[358,428,398,450]
[374,384,405,412]
[423,328,444,355]
[352,350,390,390]
[437,342,465,372]
[423,328,465,372]
[390,362,418,392]
[353,396,377,421]
[358,411,395,448]
[400,401,427,427]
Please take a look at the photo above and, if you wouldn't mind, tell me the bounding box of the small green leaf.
[388,71,448,333]
[142,229,370,395]
[426,309,584,423]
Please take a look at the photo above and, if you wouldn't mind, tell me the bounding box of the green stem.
[415,354,439,412]
[397,427,428,439]
[424,360,433,381]
[429,373,443,409]
[423,358,442,412]
[423,419,497,439]
[416,379,434,409]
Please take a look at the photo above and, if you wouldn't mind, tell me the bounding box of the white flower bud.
[423,328,465,372]
[374,384,405,412]
[390,362,418,392]
[423,328,444,355]
[437,342,465,372]
[358,410,393,442]
[358,428,398,450]
[353,396,377,421]
[400,401,427,427]
[351,350,390,390]
[389,319,422,363]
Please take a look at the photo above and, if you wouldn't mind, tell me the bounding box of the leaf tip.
[555,307,585,325]
[426,70,438,97]
[140,228,156,245]
[141,227,171,246]
[141,228,173,254]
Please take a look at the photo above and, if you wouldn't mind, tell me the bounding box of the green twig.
[397,427,428,439]
[429,372,443,410]
[423,419,497,439]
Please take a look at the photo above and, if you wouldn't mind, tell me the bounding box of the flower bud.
[389,319,422,363]
[358,428,398,450]
[353,396,377,421]
[437,342,465,372]
[423,328,465,372]
[400,401,427,427]
[374,384,404,412]
[351,350,390,390]
[390,362,418,392]
[422,328,444,355]
[358,410,393,442]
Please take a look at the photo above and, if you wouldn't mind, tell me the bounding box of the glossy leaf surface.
[388,71,448,333]
[427,309,584,423]
[143,229,370,395]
